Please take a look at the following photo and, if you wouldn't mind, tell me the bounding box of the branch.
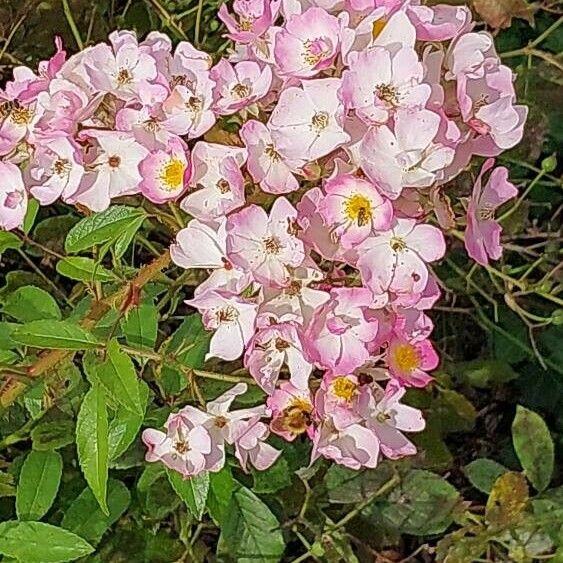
[0,250,171,411]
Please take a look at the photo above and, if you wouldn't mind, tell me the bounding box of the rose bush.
[0,0,560,561]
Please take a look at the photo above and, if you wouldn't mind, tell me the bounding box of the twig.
[61,0,84,50]
[0,251,171,410]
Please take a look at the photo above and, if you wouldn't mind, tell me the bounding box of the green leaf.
[31,420,74,451]
[208,467,235,525]
[456,359,519,388]
[218,486,285,563]
[512,406,554,492]
[159,314,211,394]
[382,470,460,536]
[16,450,63,521]
[137,465,180,520]
[252,457,292,494]
[464,458,508,494]
[3,286,61,322]
[325,462,396,504]
[65,205,146,253]
[12,320,100,350]
[0,231,22,255]
[108,381,149,461]
[112,214,145,259]
[0,521,94,562]
[0,470,15,497]
[122,303,158,350]
[83,340,143,415]
[76,383,109,514]
[23,199,40,235]
[61,479,131,545]
[167,469,210,520]
[56,257,117,283]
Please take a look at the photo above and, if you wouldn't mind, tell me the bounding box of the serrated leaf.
[218,486,285,563]
[3,286,61,322]
[252,457,292,494]
[83,341,143,415]
[382,470,460,536]
[61,479,131,545]
[108,381,149,461]
[122,303,158,350]
[65,205,146,254]
[208,467,235,525]
[167,469,210,520]
[325,462,396,504]
[16,450,63,521]
[486,471,529,527]
[464,458,508,494]
[77,384,109,514]
[12,320,100,350]
[0,521,94,562]
[512,406,554,492]
[56,257,117,283]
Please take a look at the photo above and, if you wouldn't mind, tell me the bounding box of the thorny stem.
[0,250,171,411]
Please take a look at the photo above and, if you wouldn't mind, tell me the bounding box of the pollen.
[478,206,495,221]
[311,111,329,132]
[53,158,71,176]
[390,236,406,252]
[263,235,282,255]
[160,158,185,191]
[231,82,251,98]
[116,68,133,85]
[216,178,231,194]
[216,306,239,323]
[303,37,330,67]
[238,18,254,32]
[392,343,420,373]
[344,194,372,227]
[108,155,121,168]
[375,83,400,106]
[265,144,281,162]
[174,439,190,454]
[330,376,357,402]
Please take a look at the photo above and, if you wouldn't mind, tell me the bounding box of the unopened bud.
[541,154,557,173]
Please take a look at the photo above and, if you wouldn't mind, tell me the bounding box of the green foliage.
[3,286,61,323]
[167,469,210,520]
[64,205,146,254]
[76,384,109,514]
[0,521,94,562]
[16,450,62,521]
[12,320,100,350]
[0,3,560,562]
[512,405,554,492]
[217,486,286,563]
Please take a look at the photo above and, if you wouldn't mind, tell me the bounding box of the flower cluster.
[0,0,523,477]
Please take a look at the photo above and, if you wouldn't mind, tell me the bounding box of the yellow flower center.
[392,344,420,373]
[330,376,357,402]
[344,194,372,227]
[160,158,185,191]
